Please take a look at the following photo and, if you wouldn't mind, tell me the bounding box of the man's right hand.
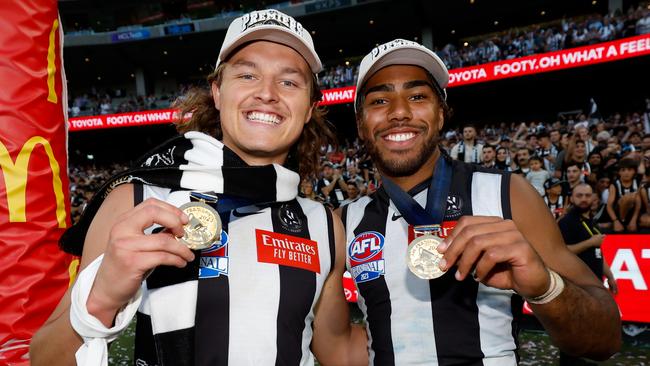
[87,198,194,326]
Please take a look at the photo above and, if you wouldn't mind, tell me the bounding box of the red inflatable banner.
[0,1,73,364]
[601,235,650,323]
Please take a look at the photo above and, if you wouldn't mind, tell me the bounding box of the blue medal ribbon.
[381,151,452,228]
[189,192,254,215]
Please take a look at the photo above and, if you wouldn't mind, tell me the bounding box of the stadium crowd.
[69,104,650,235]
[67,2,650,108]
[320,2,650,88]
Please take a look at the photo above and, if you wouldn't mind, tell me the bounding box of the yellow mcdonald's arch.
[47,18,59,104]
[0,136,67,228]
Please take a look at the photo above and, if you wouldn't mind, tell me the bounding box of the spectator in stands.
[557,182,618,366]
[342,146,359,171]
[344,164,366,194]
[550,128,563,150]
[340,180,361,206]
[537,129,559,171]
[607,158,642,232]
[565,162,585,196]
[544,177,568,220]
[450,124,483,163]
[636,7,650,34]
[527,155,551,195]
[299,177,325,204]
[587,151,604,185]
[638,169,650,229]
[556,138,590,179]
[481,144,497,168]
[513,147,532,176]
[495,146,511,171]
[318,162,348,209]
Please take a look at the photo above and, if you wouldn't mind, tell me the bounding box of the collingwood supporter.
[342,38,620,366]
[565,162,586,197]
[318,162,349,209]
[340,180,362,206]
[342,146,360,171]
[550,128,563,150]
[587,150,605,185]
[556,138,591,180]
[32,9,368,366]
[526,155,551,195]
[607,158,642,233]
[299,177,326,204]
[512,147,532,176]
[536,129,559,171]
[557,183,618,365]
[480,144,497,168]
[575,125,596,153]
[343,164,366,194]
[450,124,483,163]
[495,146,512,171]
[544,177,568,220]
[638,169,650,229]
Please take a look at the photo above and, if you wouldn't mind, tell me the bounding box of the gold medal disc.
[407,234,446,280]
[177,202,222,250]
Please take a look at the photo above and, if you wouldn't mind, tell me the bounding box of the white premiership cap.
[216,9,322,74]
[355,39,449,110]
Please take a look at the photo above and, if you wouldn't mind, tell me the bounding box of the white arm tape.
[70,254,143,366]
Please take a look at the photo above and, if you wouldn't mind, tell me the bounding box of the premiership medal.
[382,150,452,281]
[177,195,222,250]
[407,225,446,279]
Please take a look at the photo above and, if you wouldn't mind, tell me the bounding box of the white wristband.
[525,269,565,305]
[69,254,143,366]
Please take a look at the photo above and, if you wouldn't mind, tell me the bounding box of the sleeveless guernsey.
[343,161,521,366]
[133,185,335,366]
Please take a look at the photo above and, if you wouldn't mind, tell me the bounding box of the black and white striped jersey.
[342,160,522,366]
[133,185,335,366]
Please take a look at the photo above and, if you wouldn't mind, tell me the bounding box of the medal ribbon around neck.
[381,150,452,228]
[381,151,452,279]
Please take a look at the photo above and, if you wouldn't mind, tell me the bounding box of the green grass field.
[108,318,650,365]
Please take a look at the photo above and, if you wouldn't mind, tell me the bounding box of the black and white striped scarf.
[60,131,299,256]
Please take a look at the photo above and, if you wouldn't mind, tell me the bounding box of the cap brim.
[218,26,322,73]
[356,47,448,91]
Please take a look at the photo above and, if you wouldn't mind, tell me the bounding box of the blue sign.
[164,23,195,36]
[111,29,151,43]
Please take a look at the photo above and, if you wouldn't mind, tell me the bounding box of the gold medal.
[177,201,222,250]
[407,234,446,280]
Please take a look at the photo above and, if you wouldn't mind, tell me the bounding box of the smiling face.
[212,41,314,165]
[357,65,444,179]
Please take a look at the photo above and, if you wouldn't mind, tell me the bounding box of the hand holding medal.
[177,198,222,250]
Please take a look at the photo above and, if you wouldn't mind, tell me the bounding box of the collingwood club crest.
[445,195,463,219]
[278,203,302,233]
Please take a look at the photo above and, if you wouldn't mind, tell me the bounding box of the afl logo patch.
[278,204,302,233]
[349,231,384,262]
[348,231,385,283]
[445,195,463,219]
